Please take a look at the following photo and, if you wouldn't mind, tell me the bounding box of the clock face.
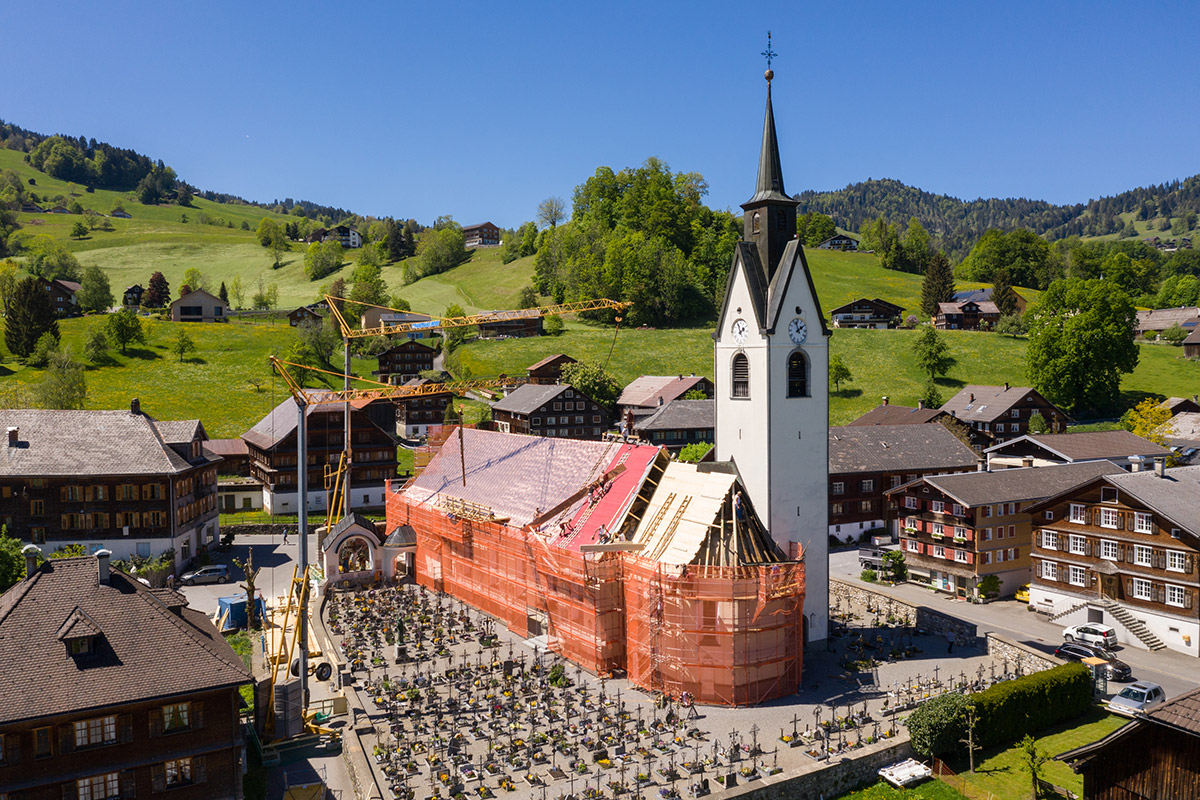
[731,318,748,345]
[788,317,807,344]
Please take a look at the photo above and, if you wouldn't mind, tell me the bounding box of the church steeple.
[741,63,798,281]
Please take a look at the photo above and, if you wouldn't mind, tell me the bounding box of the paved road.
[830,547,1200,700]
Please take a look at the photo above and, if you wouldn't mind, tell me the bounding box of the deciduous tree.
[77,265,114,313]
[182,268,207,294]
[83,328,109,363]
[828,354,852,393]
[559,361,621,409]
[34,350,87,409]
[70,221,89,240]
[105,307,146,353]
[170,329,196,362]
[537,196,566,229]
[229,276,244,309]
[0,259,20,313]
[913,326,952,380]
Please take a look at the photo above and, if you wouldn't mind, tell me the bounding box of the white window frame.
[1134,512,1153,534]
[1166,584,1186,608]
[1100,508,1119,529]
[1043,530,1058,550]
[1069,535,1086,556]
[933,545,946,558]
[1167,551,1187,572]
[1100,540,1118,561]
[952,504,965,516]
[1069,503,1086,524]
[907,539,920,553]
[1069,565,1086,586]
[1042,561,1057,581]
[1132,578,1152,601]
[954,526,966,540]
[931,500,945,513]
[904,495,917,509]
[932,522,945,537]
[1133,545,1153,567]
[954,549,969,563]
[832,482,844,495]
[861,479,874,493]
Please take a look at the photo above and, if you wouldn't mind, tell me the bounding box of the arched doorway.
[336,535,374,575]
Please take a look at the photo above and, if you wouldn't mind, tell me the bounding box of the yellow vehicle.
[1015,583,1030,603]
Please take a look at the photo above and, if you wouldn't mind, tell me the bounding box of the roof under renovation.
[402,427,661,551]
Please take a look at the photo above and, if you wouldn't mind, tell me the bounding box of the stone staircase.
[1100,599,1167,651]
[1049,600,1089,622]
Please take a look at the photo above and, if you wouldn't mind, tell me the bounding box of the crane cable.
[604,315,623,371]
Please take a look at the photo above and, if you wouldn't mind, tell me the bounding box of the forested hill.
[796,176,1200,258]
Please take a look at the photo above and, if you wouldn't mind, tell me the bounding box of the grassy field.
[944,706,1127,800]
[833,779,967,800]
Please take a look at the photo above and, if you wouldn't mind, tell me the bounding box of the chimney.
[1129,455,1144,473]
[1021,456,1034,468]
[6,427,17,447]
[1154,457,1166,478]
[977,457,986,472]
[1004,382,1010,391]
[657,396,664,407]
[882,396,890,406]
[96,549,112,585]
[917,400,925,410]
[22,544,41,576]
[130,398,141,415]
[969,393,975,403]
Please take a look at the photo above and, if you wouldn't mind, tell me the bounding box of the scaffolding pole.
[342,336,352,517]
[296,399,310,706]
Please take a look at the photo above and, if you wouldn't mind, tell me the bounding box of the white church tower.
[714,67,830,643]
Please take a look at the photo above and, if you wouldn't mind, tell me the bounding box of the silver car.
[180,565,229,585]
[1107,682,1166,717]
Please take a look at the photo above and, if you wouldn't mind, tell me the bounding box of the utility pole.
[296,398,310,705]
[342,334,352,517]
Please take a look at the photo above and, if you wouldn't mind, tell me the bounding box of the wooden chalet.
[934,299,1000,330]
[940,384,1069,444]
[526,354,577,385]
[1136,306,1200,338]
[491,384,606,440]
[815,233,858,251]
[462,222,501,248]
[374,339,437,383]
[122,284,144,308]
[287,305,322,327]
[984,430,1171,471]
[632,399,713,452]
[829,297,903,329]
[1184,327,1200,358]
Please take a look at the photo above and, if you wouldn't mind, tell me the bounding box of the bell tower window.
[752,211,761,234]
[731,354,750,398]
[787,351,808,397]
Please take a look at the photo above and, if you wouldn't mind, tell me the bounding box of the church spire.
[741,37,798,280]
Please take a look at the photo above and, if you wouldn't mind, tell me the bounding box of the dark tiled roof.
[985,430,1171,461]
[1,409,204,477]
[492,383,577,415]
[635,400,714,432]
[1184,327,1200,345]
[828,424,977,475]
[618,375,709,408]
[829,297,902,315]
[154,419,205,445]
[0,557,250,725]
[937,301,1000,315]
[846,404,944,427]
[204,438,249,457]
[1161,396,1200,415]
[1104,465,1200,538]
[911,461,1125,507]
[329,512,379,540]
[1143,684,1200,736]
[527,353,576,372]
[242,395,380,450]
[384,525,417,547]
[940,385,1064,423]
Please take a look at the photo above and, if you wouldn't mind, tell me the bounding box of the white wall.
[265,484,386,514]
[1034,586,1200,658]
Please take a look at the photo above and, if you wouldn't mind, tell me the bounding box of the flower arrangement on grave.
[575,762,589,775]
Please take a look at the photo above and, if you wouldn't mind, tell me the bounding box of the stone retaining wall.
[830,579,978,645]
[223,523,321,537]
[985,632,1061,675]
[716,734,914,800]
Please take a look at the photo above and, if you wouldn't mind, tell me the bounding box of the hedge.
[969,662,1091,749]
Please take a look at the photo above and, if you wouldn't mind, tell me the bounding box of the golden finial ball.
[764,69,774,81]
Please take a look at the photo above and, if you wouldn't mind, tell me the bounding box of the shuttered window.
[787,351,808,397]
[731,354,749,398]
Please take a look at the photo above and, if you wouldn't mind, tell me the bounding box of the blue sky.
[4,1,1199,229]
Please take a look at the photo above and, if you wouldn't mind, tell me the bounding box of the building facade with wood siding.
[374,339,437,383]
[1027,464,1200,657]
[491,384,607,440]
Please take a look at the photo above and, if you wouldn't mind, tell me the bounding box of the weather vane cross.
[761,31,777,71]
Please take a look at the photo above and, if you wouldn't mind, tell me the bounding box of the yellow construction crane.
[323,295,631,339]
[268,357,528,406]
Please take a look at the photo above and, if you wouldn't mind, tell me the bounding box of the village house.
[983,430,1172,471]
[1184,327,1200,358]
[950,287,1028,314]
[940,384,1070,444]
[1162,395,1200,416]
[526,353,577,385]
[35,276,81,318]
[828,297,903,329]
[491,383,607,440]
[242,395,398,513]
[0,550,251,800]
[632,399,714,452]
[815,233,858,251]
[477,310,543,338]
[393,380,455,438]
[828,424,978,542]
[0,402,220,571]
[1027,463,1200,657]
[323,224,362,248]
[287,305,322,327]
[122,284,144,308]
[360,309,438,339]
[933,299,1000,330]
[169,289,229,323]
[1057,684,1200,799]
[846,397,989,452]
[617,375,714,424]
[888,461,1124,599]
[1136,306,1200,338]
[374,339,437,384]
[462,221,501,248]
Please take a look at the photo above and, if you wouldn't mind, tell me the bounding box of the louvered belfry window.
[788,351,808,397]
[732,354,750,398]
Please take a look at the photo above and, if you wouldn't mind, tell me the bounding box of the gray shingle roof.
[1143,684,1200,736]
[617,375,709,409]
[0,557,250,725]
[1,409,204,477]
[984,430,1171,461]
[329,512,378,540]
[242,395,368,450]
[828,424,978,474]
[1136,306,1200,332]
[1104,465,1200,538]
[635,400,714,432]
[846,404,945,427]
[940,385,1064,424]
[492,383,577,415]
[908,461,1125,507]
[527,353,576,372]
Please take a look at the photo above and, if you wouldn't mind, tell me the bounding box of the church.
[381,67,826,704]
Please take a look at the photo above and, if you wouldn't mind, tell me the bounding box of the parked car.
[1063,623,1118,649]
[1014,584,1029,603]
[1108,682,1167,717]
[1054,642,1132,681]
[180,564,229,585]
[859,546,888,570]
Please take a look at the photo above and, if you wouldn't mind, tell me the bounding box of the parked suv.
[1063,623,1118,649]
[1054,642,1132,681]
[180,565,229,585]
[1108,682,1167,717]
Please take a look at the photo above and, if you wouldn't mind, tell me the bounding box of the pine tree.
[992,268,1018,317]
[218,281,229,304]
[4,277,59,358]
[920,251,956,317]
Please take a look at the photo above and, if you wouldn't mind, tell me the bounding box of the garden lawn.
[833,779,967,800]
[946,706,1127,800]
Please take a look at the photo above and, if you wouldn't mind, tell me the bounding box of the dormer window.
[69,636,94,655]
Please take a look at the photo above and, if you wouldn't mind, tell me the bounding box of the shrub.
[969,662,1091,749]
[906,691,971,758]
[860,568,877,583]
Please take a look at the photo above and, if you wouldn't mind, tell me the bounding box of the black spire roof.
[745,82,795,206]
